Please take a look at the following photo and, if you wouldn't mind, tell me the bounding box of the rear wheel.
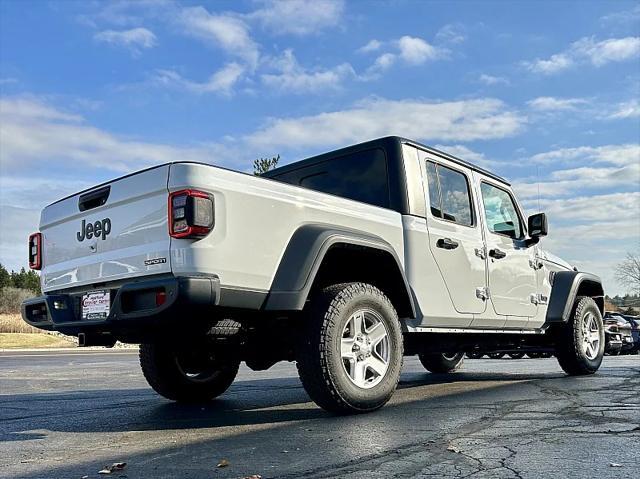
[139,343,239,402]
[419,352,464,373]
[555,296,604,375]
[296,282,403,414]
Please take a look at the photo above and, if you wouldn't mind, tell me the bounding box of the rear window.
[270,148,390,208]
[425,161,474,226]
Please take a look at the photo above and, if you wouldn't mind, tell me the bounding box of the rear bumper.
[21,276,220,338]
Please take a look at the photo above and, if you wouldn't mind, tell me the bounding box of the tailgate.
[40,165,171,292]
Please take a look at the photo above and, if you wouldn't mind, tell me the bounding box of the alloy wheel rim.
[340,309,390,389]
[582,312,601,360]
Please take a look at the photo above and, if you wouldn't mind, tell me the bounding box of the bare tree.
[253,155,280,175]
[615,251,640,295]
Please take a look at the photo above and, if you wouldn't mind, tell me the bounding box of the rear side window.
[272,148,390,208]
[426,161,473,226]
[480,182,524,239]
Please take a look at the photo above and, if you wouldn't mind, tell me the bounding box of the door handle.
[489,248,507,259]
[436,238,459,250]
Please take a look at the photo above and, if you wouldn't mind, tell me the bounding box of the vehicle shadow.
[0,369,562,442]
[3,365,623,479]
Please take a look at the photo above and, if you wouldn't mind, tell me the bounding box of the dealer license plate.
[81,290,110,320]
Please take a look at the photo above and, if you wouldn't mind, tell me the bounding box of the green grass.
[0,333,75,349]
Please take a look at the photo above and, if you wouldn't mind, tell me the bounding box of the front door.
[478,179,538,318]
[424,159,487,315]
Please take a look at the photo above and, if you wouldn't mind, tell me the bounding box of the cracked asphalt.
[0,350,638,479]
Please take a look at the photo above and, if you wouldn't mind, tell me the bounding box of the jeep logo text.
[77,218,111,242]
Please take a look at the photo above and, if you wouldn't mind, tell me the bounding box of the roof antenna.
[536,165,541,212]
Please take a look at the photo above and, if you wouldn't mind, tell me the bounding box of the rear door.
[40,165,171,292]
[477,178,538,318]
[423,157,487,314]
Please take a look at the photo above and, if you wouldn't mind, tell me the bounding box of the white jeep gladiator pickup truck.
[22,136,605,413]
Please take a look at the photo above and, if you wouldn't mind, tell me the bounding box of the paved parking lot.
[0,350,638,479]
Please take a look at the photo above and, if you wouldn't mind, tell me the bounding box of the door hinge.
[474,247,486,260]
[529,258,543,270]
[530,293,548,305]
[476,287,490,301]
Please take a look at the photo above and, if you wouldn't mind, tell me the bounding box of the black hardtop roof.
[264,136,510,186]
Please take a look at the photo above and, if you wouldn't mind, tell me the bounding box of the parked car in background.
[622,315,640,354]
[603,314,627,355]
[604,313,637,354]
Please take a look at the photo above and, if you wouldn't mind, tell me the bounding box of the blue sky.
[0,0,638,295]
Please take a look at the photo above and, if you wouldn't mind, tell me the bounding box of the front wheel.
[296,283,403,414]
[419,352,464,373]
[555,296,604,375]
[139,343,239,402]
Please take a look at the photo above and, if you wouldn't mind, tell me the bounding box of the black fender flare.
[263,224,416,317]
[544,271,604,323]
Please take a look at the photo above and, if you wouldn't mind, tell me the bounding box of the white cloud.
[178,6,259,68]
[248,0,344,35]
[362,35,448,78]
[524,36,640,74]
[153,63,245,95]
[261,49,353,93]
[606,100,640,119]
[94,27,157,54]
[601,5,640,25]
[435,23,466,45]
[529,144,640,166]
[0,96,83,122]
[397,36,446,64]
[524,53,573,75]
[527,96,588,111]
[0,97,232,174]
[478,74,510,86]
[535,192,640,223]
[515,143,640,199]
[363,52,397,78]
[574,36,640,66]
[357,39,382,54]
[245,97,525,151]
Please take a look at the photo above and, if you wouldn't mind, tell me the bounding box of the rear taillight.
[28,232,42,270]
[168,189,214,238]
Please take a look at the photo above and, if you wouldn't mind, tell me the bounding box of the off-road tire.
[296,282,403,414]
[418,352,464,373]
[555,296,604,375]
[139,343,239,402]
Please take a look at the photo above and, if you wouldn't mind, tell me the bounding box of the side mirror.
[527,212,548,239]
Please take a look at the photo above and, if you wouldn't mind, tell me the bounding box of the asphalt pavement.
[0,349,638,479]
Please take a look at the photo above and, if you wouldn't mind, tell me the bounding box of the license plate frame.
[81,290,111,320]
